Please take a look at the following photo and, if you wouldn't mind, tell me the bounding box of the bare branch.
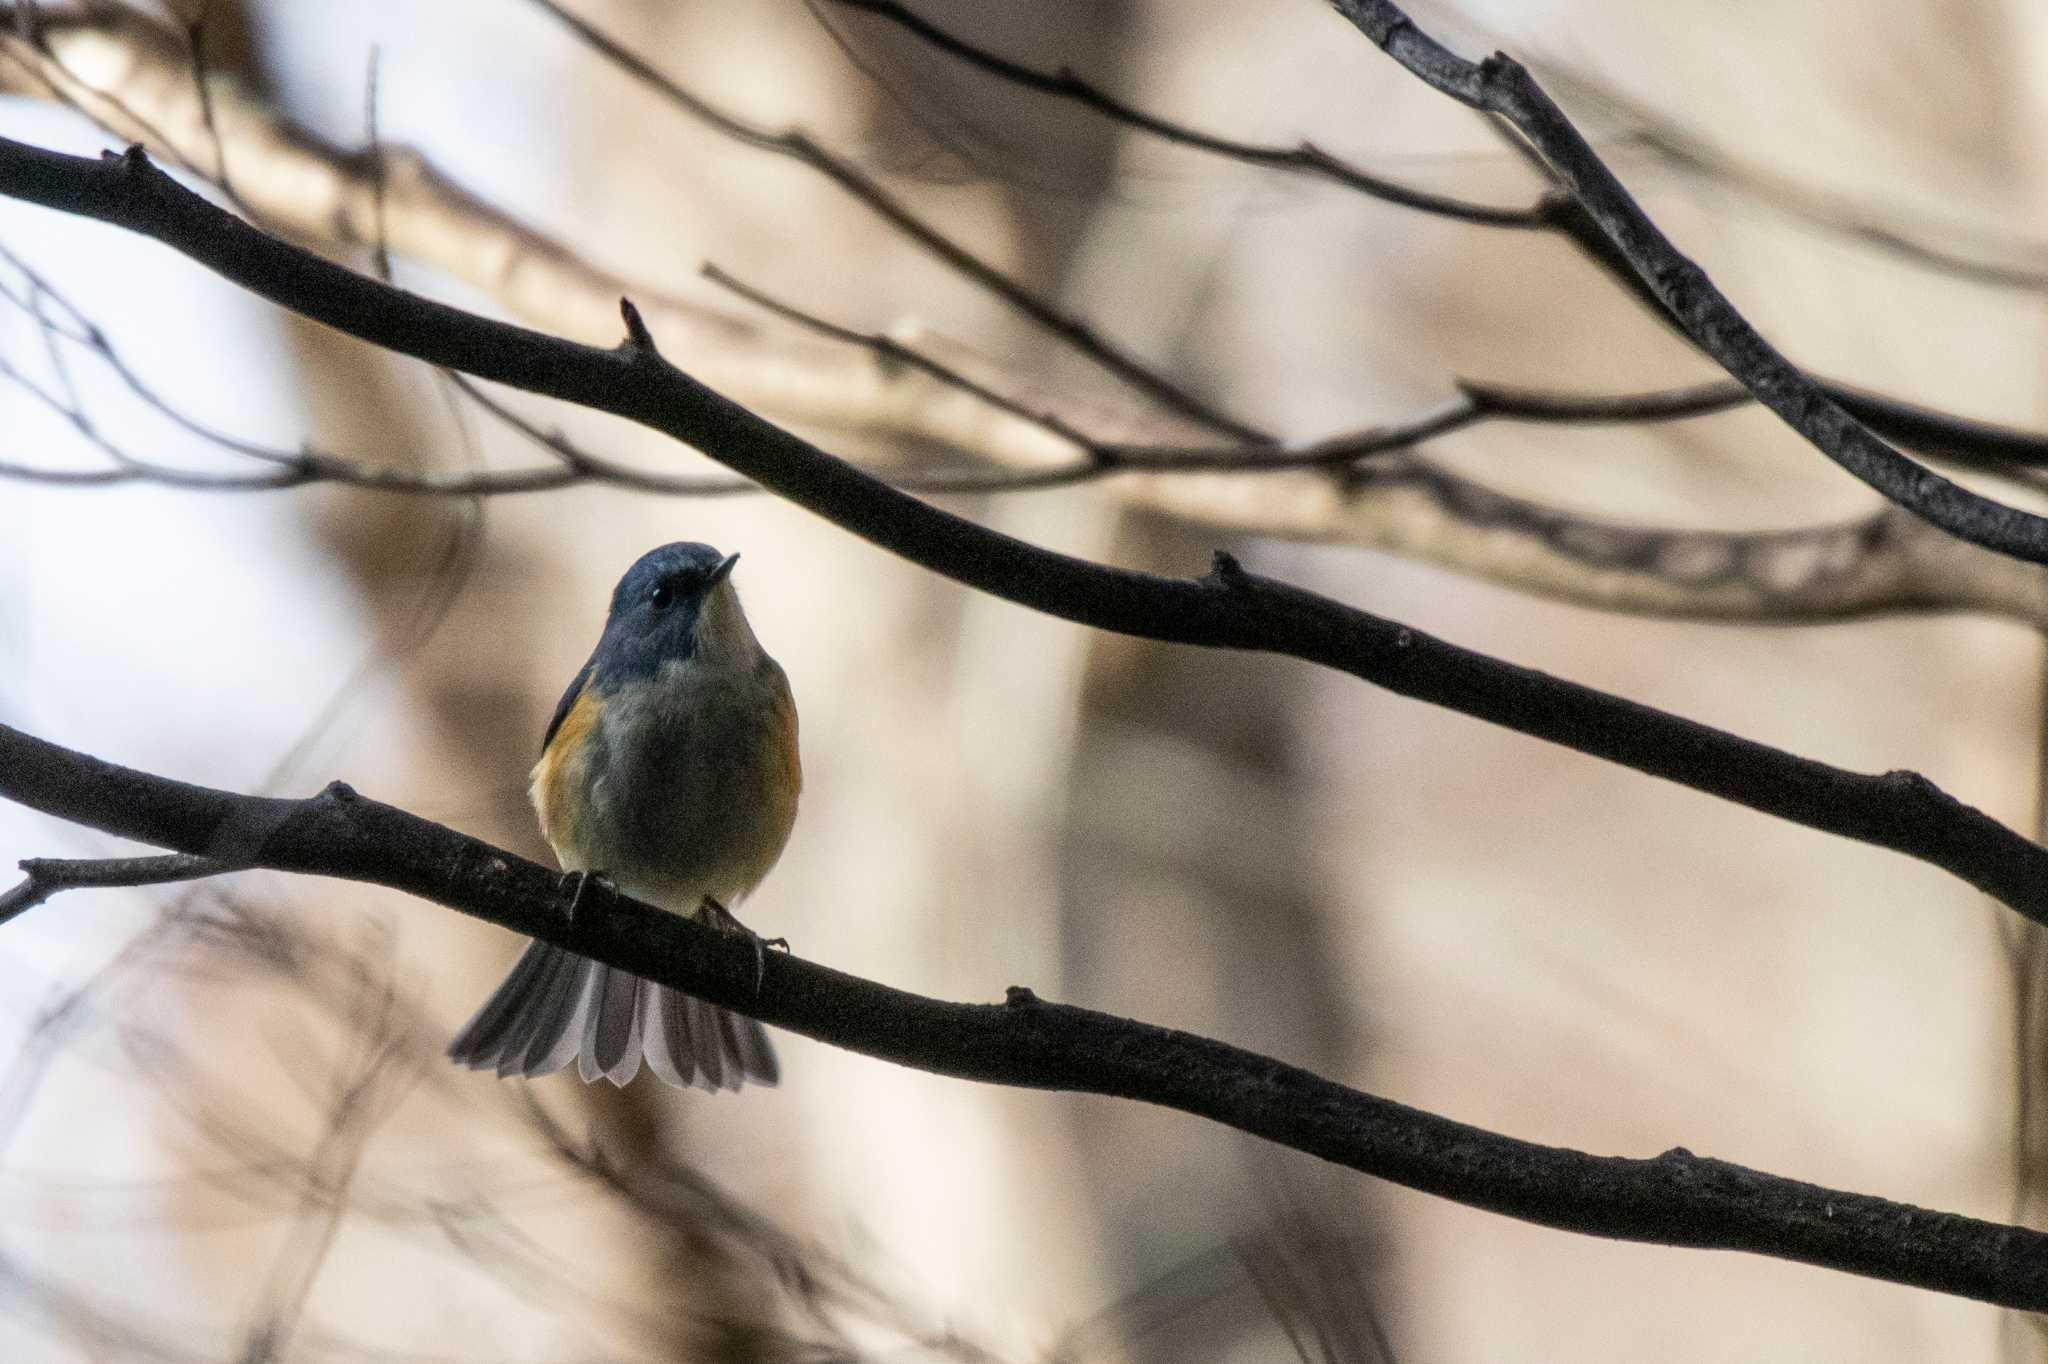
[1329,2,2048,565]
[1,721,2045,1310]
[703,261,1104,454]
[1,138,2045,924]
[7,4,2048,628]
[0,852,228,926]
[709,266,1743,474]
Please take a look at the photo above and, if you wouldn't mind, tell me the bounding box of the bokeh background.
[1,1,2044,1358]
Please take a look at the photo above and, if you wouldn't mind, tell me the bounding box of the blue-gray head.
[592,541,754,682]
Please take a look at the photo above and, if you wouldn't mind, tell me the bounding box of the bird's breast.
[535,658,799,909]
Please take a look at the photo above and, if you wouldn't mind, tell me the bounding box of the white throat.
[692,579,762,669]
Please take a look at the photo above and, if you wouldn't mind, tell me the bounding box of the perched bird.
[447,542,800,1089]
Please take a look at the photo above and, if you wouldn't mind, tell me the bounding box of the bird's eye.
[650,584,674,610]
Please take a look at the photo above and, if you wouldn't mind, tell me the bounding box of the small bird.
[447,542,800,1089]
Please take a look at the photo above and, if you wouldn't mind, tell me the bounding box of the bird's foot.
[701,896,783,994]
[559,870,616,923]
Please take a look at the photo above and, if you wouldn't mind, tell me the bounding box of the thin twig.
[182,0,243,215]
[0,852,230,927]
[0,243,1096,495]
[702,262,1104,454]
[520,0,1265,441]
[0,238,311,470]
[362,42,390,282]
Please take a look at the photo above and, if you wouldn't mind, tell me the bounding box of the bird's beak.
[708,552,740,589]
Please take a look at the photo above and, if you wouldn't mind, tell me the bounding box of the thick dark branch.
[1,722,2045,1309]
[0,137,2043,921]
[1327,2,2048,566]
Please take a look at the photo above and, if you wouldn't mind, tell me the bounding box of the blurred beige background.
[0,0,2044,1359]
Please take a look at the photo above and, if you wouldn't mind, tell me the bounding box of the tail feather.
[493,945,572,1075]
[449,940,778,1091]
[640,984,690,1088]
[510,947,590,1076]
[581,964,643,1085]
[688,995,728,1090]
[448,938,553,1063]
[723,1001,779,1085]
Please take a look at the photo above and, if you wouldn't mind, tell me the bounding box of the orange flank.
[772,683,803,800]
[533,683,603,852]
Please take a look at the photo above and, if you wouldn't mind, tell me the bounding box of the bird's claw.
[559,870,616,923]
[701,896,783,996]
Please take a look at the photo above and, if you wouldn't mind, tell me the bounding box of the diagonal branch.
[0,721,2045,1309]
[1328,1,2048,567]
[0,137,2045,924]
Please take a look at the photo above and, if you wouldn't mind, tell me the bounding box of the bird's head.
[595,541,756,679]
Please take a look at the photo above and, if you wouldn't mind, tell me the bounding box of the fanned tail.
[447,940,778,1090]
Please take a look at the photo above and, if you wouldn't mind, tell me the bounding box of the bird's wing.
[541,657,597,755]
